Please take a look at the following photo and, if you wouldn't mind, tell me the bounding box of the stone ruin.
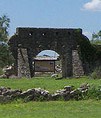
[0,83,100,103]
[0,83,91,103]
[8,27,101,78]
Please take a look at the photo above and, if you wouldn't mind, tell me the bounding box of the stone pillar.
[18,48,31,78]
[62,48,73,78]
[72,50,84,77]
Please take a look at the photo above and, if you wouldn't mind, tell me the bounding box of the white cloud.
[83,0,101,11]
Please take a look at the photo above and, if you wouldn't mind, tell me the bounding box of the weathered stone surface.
[80,83,90,90]
[0,95,12,103]
[0,86,11,93]
[8,27,88,78]
[72,50,84,77]
[18,48,31,78]
[20,89,35,98]
[0,66,17,79]
[20,88,50,101]
[0,86,22,102]
[3,66,16,78]
[0,74,7,78]
[9,75,18,79]
[51,74,58,78]
[0,83,99,103]
[2,90,22,97]
[64,86,74,91]
[51,84,90,101]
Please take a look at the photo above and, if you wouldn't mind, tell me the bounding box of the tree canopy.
[0,15,14,68]
[0,15,10,42]
[91,30,101,45]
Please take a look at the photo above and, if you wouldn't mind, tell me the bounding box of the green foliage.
[0,15,10,42]
[0,67,4,75]
[77,34,96,65]
[90,67,101,79]
[0,44,14,68]
[91,40,101,45]
[0,15,14,68]
[76,31,101,70]
[91,31,101,45]
[86,85,101,100]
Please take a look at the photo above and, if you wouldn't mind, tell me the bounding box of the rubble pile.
[0,83,95,103]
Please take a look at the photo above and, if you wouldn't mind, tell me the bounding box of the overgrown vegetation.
[0,67,4,75]
[75,30,101,74]
[0,44,14,68]
[79,35,95,65]
[90,67,101,79]
[91,31,101,45]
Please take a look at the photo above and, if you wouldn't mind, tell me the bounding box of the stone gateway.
[8,27,100,78]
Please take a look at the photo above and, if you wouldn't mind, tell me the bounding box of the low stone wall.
[0,84,101,103]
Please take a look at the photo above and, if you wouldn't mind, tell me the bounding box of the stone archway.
[8,27,87,78]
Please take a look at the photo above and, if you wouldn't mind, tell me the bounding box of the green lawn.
[0,77,101,118]
[0,100,101,118]
[0,77,101,93]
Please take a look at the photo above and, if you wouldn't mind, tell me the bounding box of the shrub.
[0,68,4,75]
[86,85,101,100]
[90,67,101,79]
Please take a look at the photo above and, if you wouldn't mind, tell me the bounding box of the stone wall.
[18,48,31,78]
[0,83,100,103]
[72,50,84,77]
[8,27,91,78]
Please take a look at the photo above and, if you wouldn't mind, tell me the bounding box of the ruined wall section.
[9,27,87,78]
[18,48,31,78]
[16,28,79,53]
[72,50,84,77]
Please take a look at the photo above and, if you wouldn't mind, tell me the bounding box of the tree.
[0,44,14,68]
[0,15,10,42]
[0,15,14,68]
[91,31,101,45]
[98,30,101,40]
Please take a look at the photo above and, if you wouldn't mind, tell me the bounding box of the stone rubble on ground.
[0,66,17,79]
[0,83,92,103]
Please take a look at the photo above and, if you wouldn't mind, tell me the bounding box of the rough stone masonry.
[8,27,98,78]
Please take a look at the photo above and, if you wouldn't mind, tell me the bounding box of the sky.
[38,50,59,57]
[0,0,101,40]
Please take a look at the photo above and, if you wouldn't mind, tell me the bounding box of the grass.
[0,100,101,118]
[0,77,101,118]
[0,77,101,93]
